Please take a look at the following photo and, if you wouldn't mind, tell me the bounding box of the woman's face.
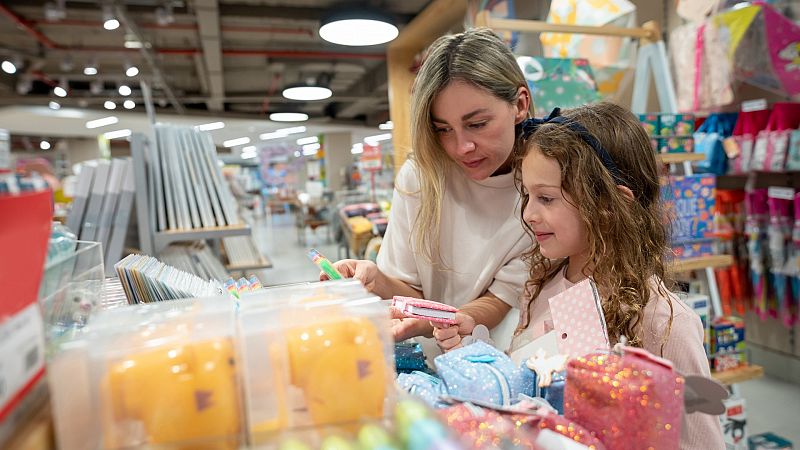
[430,81,529,180]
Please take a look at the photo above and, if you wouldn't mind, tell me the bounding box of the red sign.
[361,143,382,172]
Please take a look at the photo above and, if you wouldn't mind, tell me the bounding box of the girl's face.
[521,147,589,264]
[430,81,529,180]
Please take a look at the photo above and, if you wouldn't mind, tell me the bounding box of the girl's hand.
[390,307,433,342]
[432,312,476,352]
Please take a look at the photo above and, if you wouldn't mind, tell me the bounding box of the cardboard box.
[682,293,711,355]
[662,174,716,244]
[659,113,695,136]
[639,113,659,136]
[749,432,793,450]
[722,397,748,450]
[711,316,747,371]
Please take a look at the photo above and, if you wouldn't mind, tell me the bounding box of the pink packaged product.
[392,296,457,325]
[564,346,685,450]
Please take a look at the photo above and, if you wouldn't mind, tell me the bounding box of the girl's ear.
[514,86,531,124]
[617,185,635,202]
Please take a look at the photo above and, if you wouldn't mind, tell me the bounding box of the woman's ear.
[617,185,635,202]
[514,86,531,124]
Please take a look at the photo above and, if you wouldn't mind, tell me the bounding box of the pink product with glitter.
[392,296,458,325]
[564,346,685,450]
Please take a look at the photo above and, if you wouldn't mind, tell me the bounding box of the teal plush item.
[397,371,448,409]
[434,341,535,407]
[516,57,600,111]
[694,112,738,175]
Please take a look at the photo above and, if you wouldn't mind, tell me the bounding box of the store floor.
[252,212,800,445]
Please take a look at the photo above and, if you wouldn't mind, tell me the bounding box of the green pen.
[308,248,343,280]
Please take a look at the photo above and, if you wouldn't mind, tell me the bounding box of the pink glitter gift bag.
[563,346,685,450]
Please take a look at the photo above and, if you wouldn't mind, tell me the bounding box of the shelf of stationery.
[670,255,734,273]
[711,364,764,385]
[656,152,705,164]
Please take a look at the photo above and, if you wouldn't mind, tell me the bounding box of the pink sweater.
[509,270,725,450]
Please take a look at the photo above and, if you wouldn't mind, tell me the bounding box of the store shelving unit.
[130,133,252,256]
[657,152,706,164]
[712,364,765,386]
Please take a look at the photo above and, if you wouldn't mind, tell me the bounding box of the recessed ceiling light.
[54,86,67,97]
[104,129,131,139]
[103,6,119,30]
[86,116,119,129]
[118,85,132,96]
[40,140,51,150]
[195,121,225,131]
[270,112,308,122]
[125,66,139,77]
[296,136,319,145]
[104,101,116,110]
[1,60,17,74]
[282,86,332,101]
[49,101,61,110]
[84,66,98,75]
[319,12,398,46]
[123,100,135,109]
[364,133,392,145]
[223,137,250,147]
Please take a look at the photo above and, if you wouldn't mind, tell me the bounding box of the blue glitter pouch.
[396,371,448,409]
[434,341,535,407]
[395,342,428,374]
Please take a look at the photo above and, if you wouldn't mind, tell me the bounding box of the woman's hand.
[320,259,381,293]
[432,312,476,352]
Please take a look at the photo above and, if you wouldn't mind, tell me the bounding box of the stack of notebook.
[114,253,223,304]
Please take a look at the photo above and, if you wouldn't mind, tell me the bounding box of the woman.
[327,28,533,350]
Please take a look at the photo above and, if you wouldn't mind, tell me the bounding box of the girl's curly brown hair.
[513,102,674,349]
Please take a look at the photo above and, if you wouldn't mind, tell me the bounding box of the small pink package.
[392,296,458,325]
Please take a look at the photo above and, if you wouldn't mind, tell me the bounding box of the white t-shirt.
[377,160,530,350]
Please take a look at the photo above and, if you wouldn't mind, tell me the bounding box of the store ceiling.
[0,0,429,129]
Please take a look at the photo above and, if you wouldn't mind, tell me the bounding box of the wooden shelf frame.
[711,364,764,385]
[657,153,706,164]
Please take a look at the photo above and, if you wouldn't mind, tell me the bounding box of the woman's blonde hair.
[409,27,533,266]
[514,102,673,349]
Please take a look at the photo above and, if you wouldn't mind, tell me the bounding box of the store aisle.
[253,211,340,286]
[739,375,800,443]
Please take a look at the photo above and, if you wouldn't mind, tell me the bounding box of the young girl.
[435,102,724,449]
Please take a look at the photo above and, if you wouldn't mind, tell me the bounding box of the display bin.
[38,240,105,353]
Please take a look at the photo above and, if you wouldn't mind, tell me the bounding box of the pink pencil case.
[392,296,458,325]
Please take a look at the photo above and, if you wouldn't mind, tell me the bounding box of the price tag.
[768,186,795,200]
[742,99,768,112]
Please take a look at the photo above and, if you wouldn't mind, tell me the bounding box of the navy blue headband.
[520,107,628,187]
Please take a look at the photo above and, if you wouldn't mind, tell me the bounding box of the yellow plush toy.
[285,315,388,427]
[101,338,241,450]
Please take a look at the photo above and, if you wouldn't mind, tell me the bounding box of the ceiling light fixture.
[40,140,51,150]
[123,100,135,109]
[49,101,61,110]
[319,9,398,46]
[103,5,120,30]
[118,85,132,96]
[54,86,67,97]
[282,85,332,101]
[195,121,225,131]
[84,57,98,75]
[223,137,251,147]
[104,100,117,110]
[1,60,16,74]
[296,136,319,146]
[86,116,119,129]
[124,60,139,77]
[269,112,309,122]
[44,1,67,21]
[104,129,131,139]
